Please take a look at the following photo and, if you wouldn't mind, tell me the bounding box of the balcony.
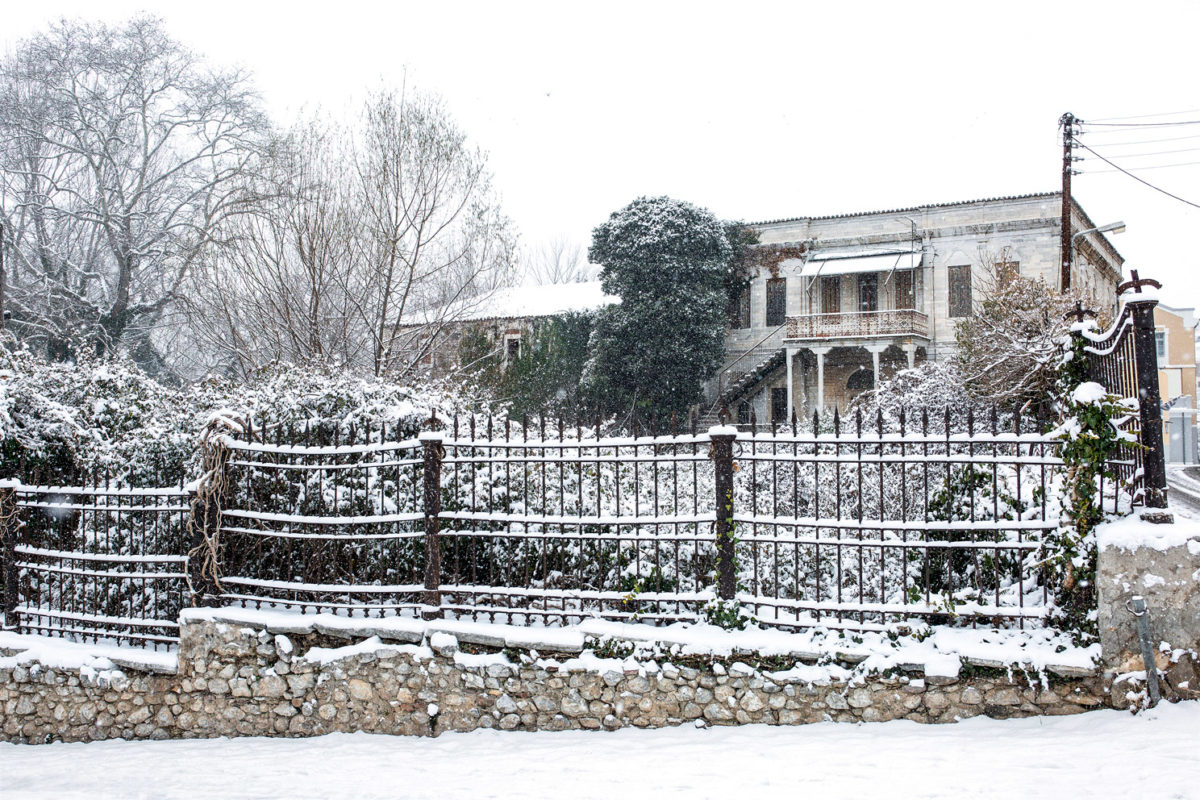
[785,309,930,342]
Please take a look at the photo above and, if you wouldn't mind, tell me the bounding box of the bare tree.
[347,87,515,377]
[180,121,362,379]
[183,89,515,379]
[525,235,589,284]
[954,248,1102,413]
[0,16,267,364]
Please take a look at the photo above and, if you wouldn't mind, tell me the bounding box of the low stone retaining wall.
[1097,520,1200,690]
[2,614,1109,744]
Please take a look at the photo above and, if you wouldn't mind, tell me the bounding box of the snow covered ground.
[1,703,1197,800]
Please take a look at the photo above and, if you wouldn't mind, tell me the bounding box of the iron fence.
[1077,284,1167,507]
[1,479,190,648]
[735,408,1058,631]
[205,409,1069,633]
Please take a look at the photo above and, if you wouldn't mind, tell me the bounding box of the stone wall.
[1097,523,1200,698]
[1,615,1110,745]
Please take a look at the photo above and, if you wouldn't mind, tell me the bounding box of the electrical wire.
[1085,146,1200,160]
[1081,120,1200,128]
[1074,140,1200,209]
[1087,109,1200,122]
[1086,160,1200,174]
[1089,133,1200,148]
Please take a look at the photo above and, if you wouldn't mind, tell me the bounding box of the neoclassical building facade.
[711,192,1124,422]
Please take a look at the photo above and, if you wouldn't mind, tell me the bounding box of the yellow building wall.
[1154,306,1197,406]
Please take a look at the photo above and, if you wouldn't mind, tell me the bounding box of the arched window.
[847,369,874,392]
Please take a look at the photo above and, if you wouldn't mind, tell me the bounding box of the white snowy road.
[1,703,1198,800]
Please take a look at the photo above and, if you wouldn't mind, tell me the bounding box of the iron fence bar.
[711,427,737,600]
[421,428,445,619]
[1129,299,1168,507]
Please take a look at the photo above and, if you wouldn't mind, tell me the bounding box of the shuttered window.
[858,274,878,312]
[820,276,841,314]
[895,271,915,310]
[728,285,751,329]
[766,278,787,327]
[948,265,972,318]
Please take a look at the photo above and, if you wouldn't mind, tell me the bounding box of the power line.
[1086,160,1200,174]
[1075,140,1200,209]
[1091,133,1200,148]
[1088,108,1200,122]
[1088,145,1200,160]
[1081,119,1200,128]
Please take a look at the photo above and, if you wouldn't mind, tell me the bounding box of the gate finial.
[1117,269,1162,296]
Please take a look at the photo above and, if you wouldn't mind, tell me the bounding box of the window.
[895,271,915,310]
[848,369,874,392]
[858,273,878,312]
[771,387,788,424]
[728,284,751,329]
[820,276,841,314]
[1156,330,1168,362]
[948,265,972,318]
[737,401,751,426]
[766,278,787,327]
[506,337,521,364]
[996,259,1020,285]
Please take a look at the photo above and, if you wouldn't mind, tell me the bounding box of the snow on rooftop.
[408,281,618,325]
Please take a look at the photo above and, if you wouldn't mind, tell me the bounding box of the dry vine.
[185,416,239,601]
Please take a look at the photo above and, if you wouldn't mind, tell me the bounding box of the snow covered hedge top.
[0,349,459,485]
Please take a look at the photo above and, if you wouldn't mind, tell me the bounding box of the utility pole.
[1060,112,1079,292]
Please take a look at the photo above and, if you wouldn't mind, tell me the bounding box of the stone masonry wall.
[2,617,1110,745]
[1097,529,1200,699]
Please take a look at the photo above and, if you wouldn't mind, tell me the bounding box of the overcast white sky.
[6,0,1200,306]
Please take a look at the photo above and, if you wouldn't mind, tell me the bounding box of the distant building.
[714,192,1124,422]
[403,281,616,376]
[1156,305,1199,463]
[1155,304,1198,408]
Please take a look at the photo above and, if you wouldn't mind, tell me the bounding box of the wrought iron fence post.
[420,428,445,619]
[1129,298,1168,508]
[0,482,18,629]
[710,426,738,600]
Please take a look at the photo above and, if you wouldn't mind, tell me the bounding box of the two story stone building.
[714,192,1124,422]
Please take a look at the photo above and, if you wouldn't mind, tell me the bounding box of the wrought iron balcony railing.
[785,309,930,341]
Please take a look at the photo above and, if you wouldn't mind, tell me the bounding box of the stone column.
[811,346,831,412]
[785,347,797,422]
[865,343,888,386]
[904,342,916,370]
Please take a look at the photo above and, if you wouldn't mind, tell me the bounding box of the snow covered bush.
[0,347,194,485]
[1048,379,1138,637]
[853,360,977,424]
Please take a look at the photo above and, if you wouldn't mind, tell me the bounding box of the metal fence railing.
[1077,278,1167,507]
[200,410,1072,633]
[1,480,190,648]
[3,350,1159,645]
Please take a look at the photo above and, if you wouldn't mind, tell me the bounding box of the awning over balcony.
[800,250,920,277]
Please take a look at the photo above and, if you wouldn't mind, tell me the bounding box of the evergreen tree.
[585,196,731,422]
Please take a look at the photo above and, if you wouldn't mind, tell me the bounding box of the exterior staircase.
[698,328,788,428]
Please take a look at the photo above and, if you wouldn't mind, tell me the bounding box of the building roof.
[437,281,618,324]
[751,191,1061,227]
